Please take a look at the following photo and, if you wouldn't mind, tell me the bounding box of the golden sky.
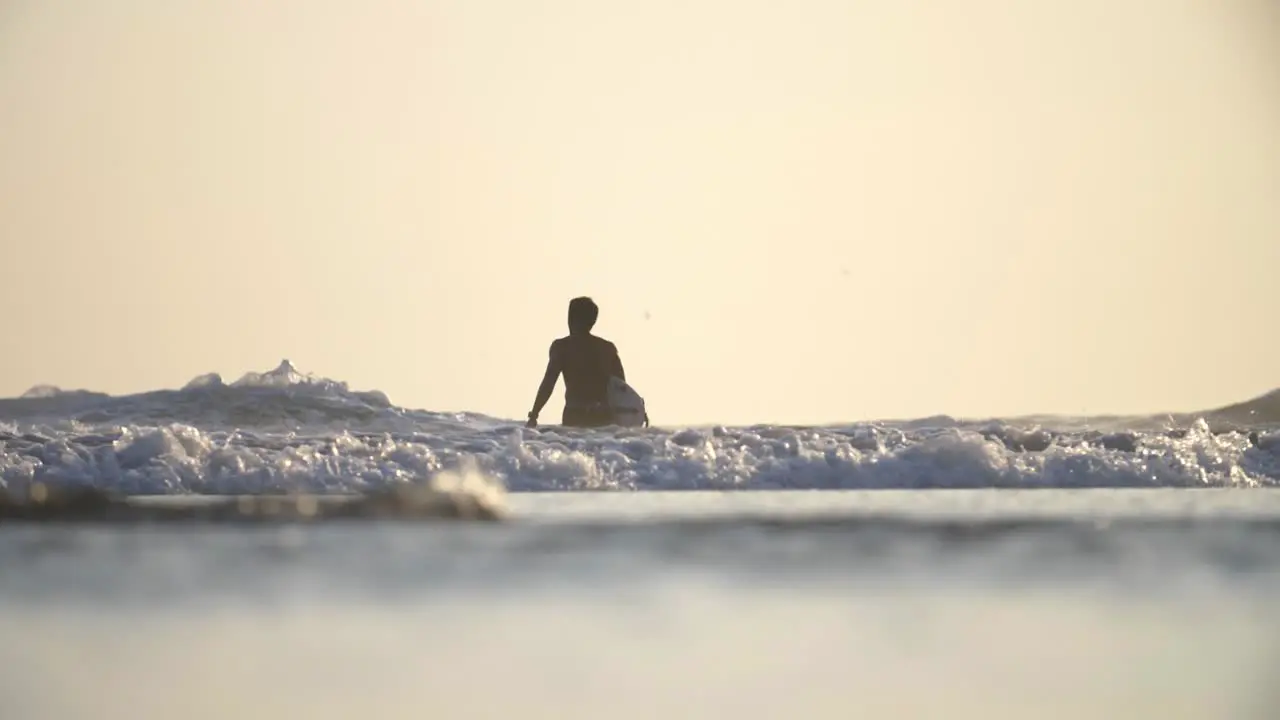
[2,0,1277,424]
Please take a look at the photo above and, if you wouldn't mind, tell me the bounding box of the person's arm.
[527,342,562,427]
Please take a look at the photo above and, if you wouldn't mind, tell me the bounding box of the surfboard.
[607,375,647,427]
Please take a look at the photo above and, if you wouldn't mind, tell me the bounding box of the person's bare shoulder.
[599,338,622,364]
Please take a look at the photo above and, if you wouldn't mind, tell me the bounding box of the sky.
[1,0,1278,425]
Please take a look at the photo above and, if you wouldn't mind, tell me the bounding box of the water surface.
[2,489,1277,720]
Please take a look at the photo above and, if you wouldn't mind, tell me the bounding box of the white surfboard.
[607,376,647,427]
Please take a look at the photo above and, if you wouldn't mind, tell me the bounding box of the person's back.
[526,297,632,428]
[555,333,621,415]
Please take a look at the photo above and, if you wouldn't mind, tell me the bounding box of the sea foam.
[1,361,1276,494]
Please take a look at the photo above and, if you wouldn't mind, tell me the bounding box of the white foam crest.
[1,360,434,432]
[230,359,344,392]
[2,419,1274,494]
[20,385,68,399]
[2,360,1276,493]
[0,423,509,502]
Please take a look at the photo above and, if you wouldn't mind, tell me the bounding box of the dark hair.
[568,296,599,333]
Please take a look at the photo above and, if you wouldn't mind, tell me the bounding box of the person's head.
[567,296,599,335]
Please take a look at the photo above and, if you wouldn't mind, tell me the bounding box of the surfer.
[526,296,636,429]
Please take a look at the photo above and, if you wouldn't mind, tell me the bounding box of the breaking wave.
[1,361,1276,494]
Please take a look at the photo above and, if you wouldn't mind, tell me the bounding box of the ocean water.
[3,362,1280,719]
[2,360,1277,494]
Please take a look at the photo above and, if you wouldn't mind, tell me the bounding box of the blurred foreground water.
[2,489,1278,720]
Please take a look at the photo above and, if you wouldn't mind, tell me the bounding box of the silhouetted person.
[526,297,627,429]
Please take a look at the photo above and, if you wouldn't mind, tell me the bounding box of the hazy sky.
[2,0,1277,424]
